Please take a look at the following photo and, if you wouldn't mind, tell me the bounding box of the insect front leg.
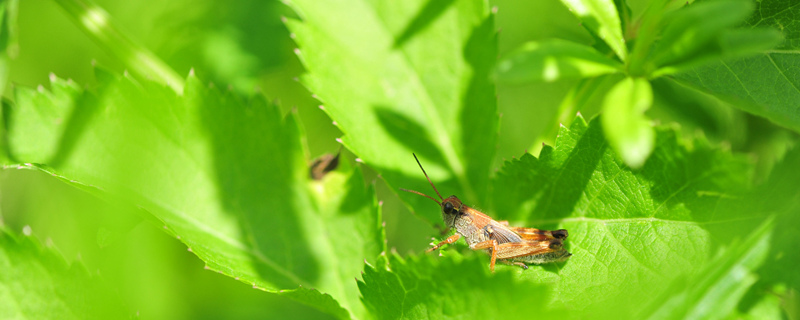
[426,234,461,253]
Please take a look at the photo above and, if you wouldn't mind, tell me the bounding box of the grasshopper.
[400,154,571,271]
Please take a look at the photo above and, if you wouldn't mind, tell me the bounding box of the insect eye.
[443,202,454,214]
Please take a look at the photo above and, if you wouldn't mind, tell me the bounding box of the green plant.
[1,0,798,319]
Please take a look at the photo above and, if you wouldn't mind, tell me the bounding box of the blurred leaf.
[0,168,338,320]
[558,0,627,60]
[651,0,755,71]
[739,292,785,320]
[0,228,127,319]
[639,218,772,320]
[0,0,17,162]
[528,73,625,154]
[285,0,498,223]
[4,76,82,164]
[752,147,800,294]
[0,0,18,92]
[491,115,764,318]
[496,39,622,83]
[716,28,784,57]
[600,77,654,168]
[653,28,783,77]
[3,71,382,319]
[670,0,800,133]
[649,78,747,148]
[358,252,554,319]
[52,0,183,92]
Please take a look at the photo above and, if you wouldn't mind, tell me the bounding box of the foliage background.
[1,0,798,319]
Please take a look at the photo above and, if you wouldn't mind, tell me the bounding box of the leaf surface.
[0,229,126,319]
[491,115,765,318]
[558,0,627,60]
[358,252,554,320]
[3,71,382,319]
[671,0,800,132]
[285,0,498,222]
[639,219,772,320]
[750,146,800,294]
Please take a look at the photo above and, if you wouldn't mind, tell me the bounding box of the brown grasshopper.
[400,154,571,271]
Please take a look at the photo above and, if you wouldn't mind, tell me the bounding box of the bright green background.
[2,0,799,319]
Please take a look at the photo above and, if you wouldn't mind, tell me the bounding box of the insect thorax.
[452,214,486,246]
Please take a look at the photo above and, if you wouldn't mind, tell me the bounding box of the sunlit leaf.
[600,77,654,168]
[285,0,498,223]
[496,39,622,83]
[3,71,382,319]
[558,0,627,60]
[639,219,772,320]
[0,228,127,319]
[358,252,555,320]
[491,115,767,318]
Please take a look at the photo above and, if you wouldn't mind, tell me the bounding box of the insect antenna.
[399,188,441,205]
[412,153,444,200]
[398,153,445,205]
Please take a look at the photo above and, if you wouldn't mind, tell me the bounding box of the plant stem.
[627,0,671,77]
[52,0,184,93]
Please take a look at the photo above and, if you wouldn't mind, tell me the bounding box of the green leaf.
[285,0,498,223]
[496,39,622,83]
[491,115,762,318]
[651,0,755,70]
[4,75,82,164]
[600,77,654,168]
[0,0,18,92]
[0,228,127,319]
[639,218,773,319]
[649,78,748,147]
[358,252,555,319]
[671,53,800,132]
[742,294,785,320]
[752,146,800,293]
[652,28,783,77]
[3,71,383,319]
[670,0,800,132]
[743,0,800,50]
[558,0,627,61]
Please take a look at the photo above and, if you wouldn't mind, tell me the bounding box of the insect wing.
[485,220,524,244]
[508,227,568,240]
[494,240,567,260]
